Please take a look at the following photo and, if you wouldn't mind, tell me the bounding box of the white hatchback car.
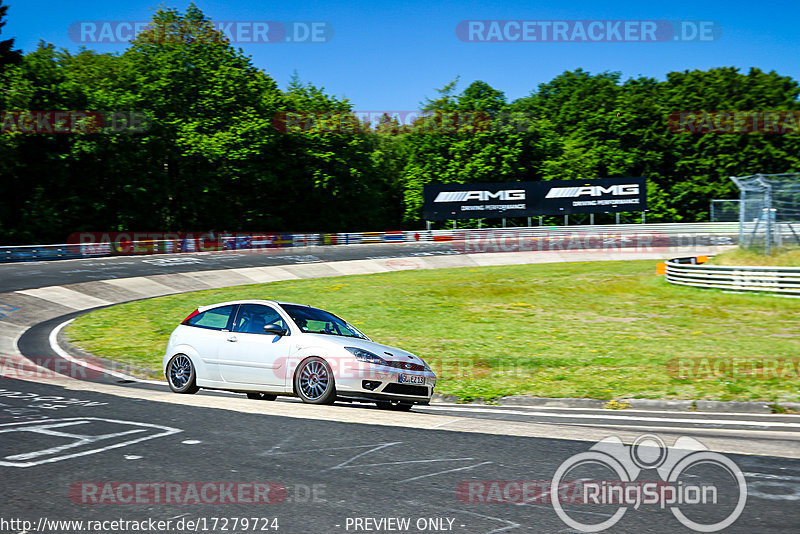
[163,300,437,410]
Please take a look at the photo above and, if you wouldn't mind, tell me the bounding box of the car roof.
[197,299,312,312]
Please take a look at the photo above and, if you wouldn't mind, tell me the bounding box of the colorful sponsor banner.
[66,232,297,253]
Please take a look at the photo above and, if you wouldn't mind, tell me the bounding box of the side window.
[233,304,287,335]
[185,305,236,331]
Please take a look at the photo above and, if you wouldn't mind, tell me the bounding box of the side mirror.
[263,324,287,336]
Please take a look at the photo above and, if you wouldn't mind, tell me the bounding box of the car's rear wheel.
[376,401,414,411]
[246,392,277,401]
[294,357,336,405]
[166,354,199,394]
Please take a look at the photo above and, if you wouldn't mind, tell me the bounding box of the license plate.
[398,374,425,385]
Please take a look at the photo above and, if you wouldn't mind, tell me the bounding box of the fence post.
[764,178,773,255]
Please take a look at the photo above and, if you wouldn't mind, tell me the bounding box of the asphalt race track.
[0,241,460,293]
[2,243,800,534]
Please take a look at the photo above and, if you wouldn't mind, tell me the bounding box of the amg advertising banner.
[423,178,647,220]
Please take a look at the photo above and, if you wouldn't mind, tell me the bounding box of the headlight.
[345,347,389,366]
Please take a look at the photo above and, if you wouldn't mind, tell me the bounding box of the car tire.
[294,357,336,405]
[247,392,278,401]
[166,354,200,394]
[376,401,413,411]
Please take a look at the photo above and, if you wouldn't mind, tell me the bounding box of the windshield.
[279,304,368,339]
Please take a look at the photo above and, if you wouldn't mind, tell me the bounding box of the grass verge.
[66,260,800,402]
[709,247,800,267]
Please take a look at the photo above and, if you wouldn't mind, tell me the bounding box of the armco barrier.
[0,223,744,263]
[665,259,800,295]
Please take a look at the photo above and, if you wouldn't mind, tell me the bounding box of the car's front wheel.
[247,392,277,401]
[166,354,199,394]
[294,357,336,405]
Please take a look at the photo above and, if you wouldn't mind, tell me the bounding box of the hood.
[302,334,426,364]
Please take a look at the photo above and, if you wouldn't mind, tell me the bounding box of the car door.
[180,304,238,382]
[217,303,292,388]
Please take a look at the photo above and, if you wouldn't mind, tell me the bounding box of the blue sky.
[5,0,799,110]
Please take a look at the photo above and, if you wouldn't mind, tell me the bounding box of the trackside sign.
[423,178,647,220]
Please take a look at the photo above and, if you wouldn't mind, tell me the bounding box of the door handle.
[226,336,238,342]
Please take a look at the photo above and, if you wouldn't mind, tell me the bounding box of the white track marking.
[0,417,181,467]
[430,402,799,418]
[262,442,398,457]
[49,318,164,385]
[396,461,493,483]
[334,457,476,469]
[744,472,800,482]
[418,405,800,428]
[430,418,461,429]
[17,286,110,309]
[265,434,294,455]
[329,442,402,470]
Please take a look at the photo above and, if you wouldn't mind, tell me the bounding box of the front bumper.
[335,367,436,403]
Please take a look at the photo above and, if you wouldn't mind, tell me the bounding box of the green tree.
[0,0,21,69]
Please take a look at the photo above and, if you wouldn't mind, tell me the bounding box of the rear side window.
[183,305,236,330]
[233,304,287,334]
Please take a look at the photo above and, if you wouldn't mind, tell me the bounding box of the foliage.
[0,4,799,244]
[709,247,800,266]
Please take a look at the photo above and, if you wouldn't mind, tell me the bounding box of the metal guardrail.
[665,259,800,295]
[0,223,744,263]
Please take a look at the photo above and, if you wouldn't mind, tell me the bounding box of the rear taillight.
[182,308,200,324]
